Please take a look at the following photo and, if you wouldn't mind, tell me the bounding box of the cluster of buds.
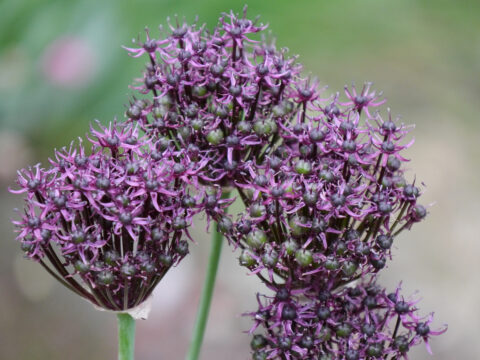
[11,121,219,311]
[10,6,444,358]
[222,82,424,286]
[216,79,447,357]
[124,7,303,186]
[248,281,446,360]
[121,7,444,358]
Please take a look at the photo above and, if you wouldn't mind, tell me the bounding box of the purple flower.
[123,6,302,187]
[220,79,444,356]
[121,7,445,357]
[9,7,445,359]
[341,82,387,118]
[10,121,219,311]
[248,280,446,360]
[221,83,426,286]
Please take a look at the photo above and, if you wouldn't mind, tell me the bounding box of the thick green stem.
[117,313,136,360]
[186,192,230,360]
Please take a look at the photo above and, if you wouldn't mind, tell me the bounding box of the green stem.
[117,313,136,360]
[186,192,230,360]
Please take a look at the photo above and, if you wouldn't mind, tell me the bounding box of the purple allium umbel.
[124,7,302,187]
[248,281,446,360]
[121,7,445,358]
[220,86,449,357]
[227,98,421,285]
[10,121,212,311]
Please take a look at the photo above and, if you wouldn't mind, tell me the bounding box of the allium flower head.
[222,85,425,287]
[124,6,305,186]
[10,121,214,311]
[119,7,444,357]
[248,280,446,360]
[217,86,446,357]
[222,83,445,357]
[8,7,446,360]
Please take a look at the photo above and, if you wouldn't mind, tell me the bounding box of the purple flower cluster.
[120,7,445,358]
[124,7,302,186]
[248,281,446,360]
[10,6,445,358]
[11,121,216,310]
[216,82,447,357]
[225,91,424,284]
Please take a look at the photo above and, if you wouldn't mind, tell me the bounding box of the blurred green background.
[1,0,479,359]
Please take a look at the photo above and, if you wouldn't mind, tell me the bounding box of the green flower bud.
[159,95,173,107]
[336,323,352,338]
[342,260,358,276]
[272,104,286,117]
[250,203,266,218]
[218,217,233,234]
[74,260,89,273]
[191,118,204,131]
[153,106,166,119]
[316,326,332,342]
[104,250,119,265]
[295,249,313,267]
[366,344,383,357]
[250,334,267,350]
[192,85,207,97]
[206,128,224,145]
[262,250,278,268]
[97,270,114,286]
[289,216,307,237]
[159,254,173,267]
[324,256,340,270]
[246,229,267,249]
[237,121,252,133]
[336,241,347,255]
[253,119,277,136]
[284,240,299,256]
[239,250,256,267]
[294,160,312,175]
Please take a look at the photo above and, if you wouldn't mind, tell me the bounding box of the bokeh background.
[1,0,479,359]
